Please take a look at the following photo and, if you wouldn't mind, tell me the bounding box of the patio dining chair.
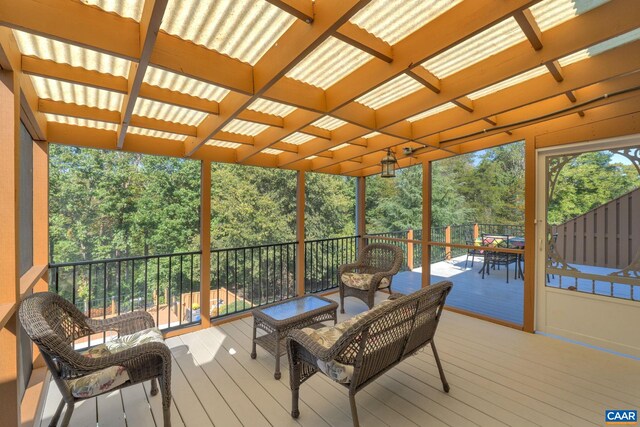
[481,234,518,283]
[19,292,172,427]
[464,233,484,268]
[339,243,403,312]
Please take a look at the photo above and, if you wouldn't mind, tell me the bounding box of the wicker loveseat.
[287,281,453,427]
[19,292,172,427]
[339,243,403,312]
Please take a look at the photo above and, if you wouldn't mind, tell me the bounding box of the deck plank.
[97,390,125,427]
[120,383,156,427]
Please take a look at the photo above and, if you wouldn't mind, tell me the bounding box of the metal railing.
[210,241,297,318]
[49,251,202,335]
[304,235,359,293]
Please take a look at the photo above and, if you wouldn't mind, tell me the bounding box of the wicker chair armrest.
[287,329,352,363]
[64,341,171,374]
[87,310,155,336]
[338,262,363,276]
[387,292,405,300]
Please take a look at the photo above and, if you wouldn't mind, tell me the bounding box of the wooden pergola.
[1,0,639,425]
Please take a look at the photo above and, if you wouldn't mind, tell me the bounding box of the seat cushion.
[67,327,164,398]
[299,300,393,383]
[341,272,390,290]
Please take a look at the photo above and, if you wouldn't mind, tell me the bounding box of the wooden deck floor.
[38,293,640,427]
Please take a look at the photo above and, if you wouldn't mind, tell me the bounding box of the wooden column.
[296,171,305,296]
[407,229,414,270]
[0,69,21,427]
[473,223,479,240]
[200,161,211,328]
[355,176,366,249]
[523,137,536,333]
[32,141,48,367]
[444,226,452,260]
[421,161,432,288]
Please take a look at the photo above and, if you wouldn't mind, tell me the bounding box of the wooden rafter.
[334,22,393,63]
[514,9,543,51]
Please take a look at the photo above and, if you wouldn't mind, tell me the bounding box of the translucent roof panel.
[558,28,640,67]
[14,30,131,77]
[247,98,296,117]
[350,0,462,45]
[206,140,242,149]
[421,17,526,79]
[281,133,314,145]
[286,37,374,89]
[468,66,548,100]
[406,102,456,122]
[161,0,295,65]
[363,131,381,139]
[127,126,187,141]
[45,113,117,131]
[82,0,144,22]
[222,119,269,136]
[329,143,351,151]
[311,116,348,131]
[133,98,208,126]
[262,148,283,155]
[143,66,229,102]
[306,155,318,160]
[30,76,123,111]
[530,0,609,32]
[355,74,423,109]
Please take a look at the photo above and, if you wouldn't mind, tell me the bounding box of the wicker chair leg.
[60,402,74,427]
[339,285,345,314]
[431,340,450,393]
[349,393,360,427]
[151,378,159,396]
[290,361,300,418]
[291,387,300,418]
[160,376,172,427]
[49,399,65,427]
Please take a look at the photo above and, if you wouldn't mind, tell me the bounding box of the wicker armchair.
[339,243,403,313]
[19,292,172,427]
[287,281,453,427]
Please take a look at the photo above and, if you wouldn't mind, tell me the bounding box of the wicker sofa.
[287,281,453,427]
[19,292,172,427]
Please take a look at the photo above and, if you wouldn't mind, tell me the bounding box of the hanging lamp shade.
[380,148,398,178]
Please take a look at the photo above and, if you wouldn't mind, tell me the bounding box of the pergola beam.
[514,9,543,50]
[334,22,393,63]
[117,0,168,149]
[266,0,315,23]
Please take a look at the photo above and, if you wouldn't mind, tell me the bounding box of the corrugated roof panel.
[421,18,526,79]
[262,148,283,155]
[206,140,243,149]
[406,102,456,122]
[329,143,350,151]
[161,0,295,65]
[311,116,348,131]
[127,126,187,141]
[350,0,462,45]
[45,113,117,131]
[363,131,381,138]
[355,74,423,109]
[133,98,208,126]
[222,119,270,136]
[143,66,229,102]
[286,37,374,89]
[14,30,131,77]
[530,0,609,32]
[31,75,123,111]
[282,133,314,145]
[468,66,548,100]
[558,28,640,67]
[247,98,296,117]
[306,155,318,160]
[82,0,144,22]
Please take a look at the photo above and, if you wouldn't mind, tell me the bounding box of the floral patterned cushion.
[66,328,164,398]
[341,272,390,290]
[299,300,393,383]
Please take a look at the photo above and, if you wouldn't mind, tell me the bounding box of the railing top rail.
[304,235,360,244]
[210,241,299,252]
[50,250,202,268]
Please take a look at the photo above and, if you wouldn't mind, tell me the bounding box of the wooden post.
[444,226,452,260]
[296,171,306,296]
[355,176,366,250]
[200,160,211,328]
[407,229,414,270]
[473,223,479,240]
[32,141,48,367]
[523,137,536,333]
[421,161,431,288]
[0,69,21,427]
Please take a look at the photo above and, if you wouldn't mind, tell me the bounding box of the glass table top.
[260,296,332,321]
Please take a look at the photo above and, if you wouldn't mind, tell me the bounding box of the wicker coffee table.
[251,295,338,379]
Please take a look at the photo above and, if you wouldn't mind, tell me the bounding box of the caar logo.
[606,410,637,425]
